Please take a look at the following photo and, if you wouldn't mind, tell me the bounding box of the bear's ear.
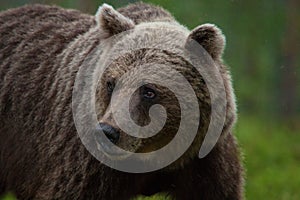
[95,4,135,38]
[187,23,225,60]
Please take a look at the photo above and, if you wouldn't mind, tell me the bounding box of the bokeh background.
[1,0,299,199]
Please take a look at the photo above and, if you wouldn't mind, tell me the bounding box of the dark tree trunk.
[280,0,300,119]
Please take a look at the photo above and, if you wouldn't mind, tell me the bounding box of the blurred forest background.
[0,0,299,200]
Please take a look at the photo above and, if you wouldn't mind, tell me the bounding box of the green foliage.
[235,116,300,200]
[0,193,15,200]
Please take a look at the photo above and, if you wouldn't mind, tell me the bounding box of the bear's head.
[89,4,236,169]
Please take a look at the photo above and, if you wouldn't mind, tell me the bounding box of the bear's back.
[0,5,95,118]
[0,4,94,62]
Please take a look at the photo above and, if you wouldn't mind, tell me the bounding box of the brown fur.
[0,2,244,200]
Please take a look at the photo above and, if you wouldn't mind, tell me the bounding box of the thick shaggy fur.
[0,3,244,200]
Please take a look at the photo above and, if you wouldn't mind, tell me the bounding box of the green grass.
[1,116,300,200]
[0,193,15,200]
[235,116,300,200]
[133,194,169,200]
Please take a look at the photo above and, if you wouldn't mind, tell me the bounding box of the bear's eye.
[143,87,156,99]
[107,81,114,94]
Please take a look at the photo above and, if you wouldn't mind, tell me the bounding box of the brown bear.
[0,2,244,200]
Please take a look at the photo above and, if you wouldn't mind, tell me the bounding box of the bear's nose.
[98,123,120,144]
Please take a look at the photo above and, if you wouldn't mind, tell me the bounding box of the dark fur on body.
[0,3,243,200]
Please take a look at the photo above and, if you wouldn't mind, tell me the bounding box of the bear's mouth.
[93,130,130,158]
[97,142,128,157]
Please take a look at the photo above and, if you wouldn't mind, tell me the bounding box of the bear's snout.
[98,123,120,144]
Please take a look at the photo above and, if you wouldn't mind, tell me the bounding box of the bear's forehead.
[108,22,189,59]
[103,48,192,78]
[99,22,202,87]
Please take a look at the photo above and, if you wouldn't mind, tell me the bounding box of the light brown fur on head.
[94,4,236,162]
